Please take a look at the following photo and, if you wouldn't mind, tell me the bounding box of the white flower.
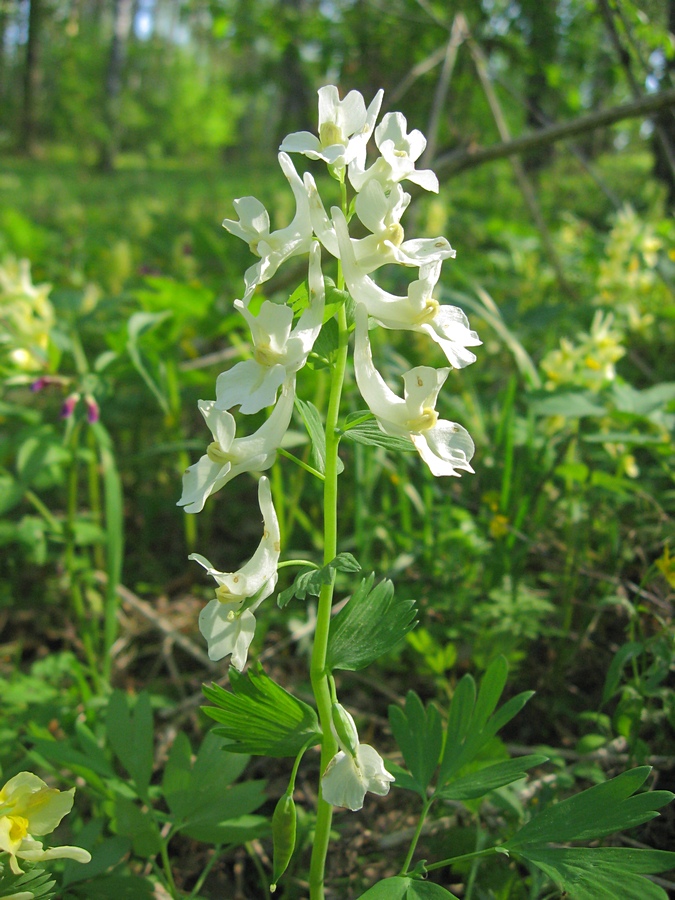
[303,176,455,274]
[321,705,394,811]
[222,153,312,299]
[0,772,91,875]
[280,85,383,172]
[333,209,481,368]
[349,111,439,193]
[353,305,475,477]
[215,242,325,414]
[190,476,280,667]
[178,379,295,514]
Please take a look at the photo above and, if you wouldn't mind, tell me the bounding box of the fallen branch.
[434,88,675,178]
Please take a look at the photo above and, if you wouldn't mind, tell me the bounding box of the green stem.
[24,489,62,533]
[423,846,498,874]
[277,559,321,571]
[308,302,350,900]
[64,423,100,682]
[189,845,223,897]
[159,836,181,899]
[400,797,433,876]
[87,427,106,573]
[277,446,325,481]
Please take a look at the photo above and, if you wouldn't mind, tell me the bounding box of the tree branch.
[433,88,675,178]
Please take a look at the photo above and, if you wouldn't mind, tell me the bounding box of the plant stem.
[424,846,497,874]
[400,797,433,875]
[308,301,350,900]
[64,422,100,684]
[160,837,181,899]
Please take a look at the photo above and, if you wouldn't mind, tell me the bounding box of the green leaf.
[106,690,154,799]
[29,738,114,796]
[90,421,124,658]
[602,641,644,705]
[126,311,172,414]
[294,396,344,474]
[529,391,606,418]
[114,797,162,856]
[61,820,131,886]
[0,866,56,899]
[286,280,309,316]
[388,691,443,796]
[439,658,533,787]
[504,768,674,848]
[312,317,339,364]
[295,397,325,473]
[327,575,417,672]
[340,415,416,453]
[0,473,23,515]
[385,760,424,795]
[277,553,360,608]
[163,730,266,843]
[514,847,675,900]
[437,754,548,801]
[16,429,70,487]
[357,876,460,899]
[66,875,156,898]
[202,662,321,757]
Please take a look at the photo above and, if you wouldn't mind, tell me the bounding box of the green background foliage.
[1,0,674,896]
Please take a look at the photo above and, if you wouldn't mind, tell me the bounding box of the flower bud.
[60,393,80,419]
[85,395,100,423]
[331,702,360,758]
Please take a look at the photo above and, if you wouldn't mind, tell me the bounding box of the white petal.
[222,197,270,244]
[239,300,295,354]
[406,167,440,193]
[199,400,236,450]
[215,360,287,415]
[353,305,408,430]
[199,599,257,667]
[178,455,230,514]
[412,421,475,477]
[321,751,368,811]
[279,131,322,156]
[189,475,281,598]
[402,366,449,418]
[356,744,395,796]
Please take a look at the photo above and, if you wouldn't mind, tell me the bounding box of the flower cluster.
[181,85,479,808]
[0,772,90,875]
[540,310,625,392]
[0,257,54,376]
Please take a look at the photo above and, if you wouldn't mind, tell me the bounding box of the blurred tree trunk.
[19,0,42,155]
[653,0,675,207]
[520,0,558,173]
[99,0,133,171]
[0,1,9,111]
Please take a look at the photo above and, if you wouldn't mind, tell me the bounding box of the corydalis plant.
[180,84,479,898]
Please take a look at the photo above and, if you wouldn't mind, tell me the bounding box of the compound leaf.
[327,575,417,671]
[202,663,321,757]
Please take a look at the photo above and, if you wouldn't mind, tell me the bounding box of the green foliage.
[25,689,267,896]
[502,771,675,900]
[515,848,675,900]
[357,877,460,899]
[277,552,361,608]
[161,731,267,845]
[0,864,56,899]
[388,658,543,804]
[326,574,418,672]
[504,768,673,847]
[202,662,322,757]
